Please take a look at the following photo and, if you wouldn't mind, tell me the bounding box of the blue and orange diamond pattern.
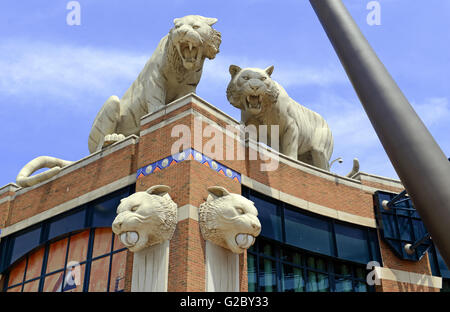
[136,148,241,184]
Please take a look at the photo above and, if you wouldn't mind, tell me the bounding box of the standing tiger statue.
[226,65,334,171]
[88,15,222,153]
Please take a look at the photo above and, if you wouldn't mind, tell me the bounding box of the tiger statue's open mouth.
[244,94,263,114]
[175,40,203,70]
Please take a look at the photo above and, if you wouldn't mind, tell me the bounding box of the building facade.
[0,94,448,292]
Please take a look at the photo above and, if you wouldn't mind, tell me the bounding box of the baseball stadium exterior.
[0,93,448,293]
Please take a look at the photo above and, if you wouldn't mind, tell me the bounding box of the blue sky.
[0,0,449,187]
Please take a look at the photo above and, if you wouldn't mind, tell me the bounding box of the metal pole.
[309,0,450,267]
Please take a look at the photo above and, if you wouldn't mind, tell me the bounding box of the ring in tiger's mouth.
[175,41,203,69]
[245,95,263,113]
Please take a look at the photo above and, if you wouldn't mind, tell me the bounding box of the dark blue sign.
[374,191,432,261]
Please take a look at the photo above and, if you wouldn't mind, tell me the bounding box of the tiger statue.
[226,65,334,171]
[199,186,261,254]
[88,15,222,153]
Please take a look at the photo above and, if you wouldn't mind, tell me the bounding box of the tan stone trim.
[374,267,442,288]
[0,174,136,238]
[13,135,139,197]
[140,93,239,128]
[241,175,377,228]
[0,183,20,196]
[177,204,199,222]
[140,108,194,137]
[355,171,403,189]
[138,96,397,195]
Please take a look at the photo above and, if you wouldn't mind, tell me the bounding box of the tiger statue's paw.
[102,133,126,149]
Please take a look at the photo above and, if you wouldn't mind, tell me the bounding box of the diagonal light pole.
[309,0,450,267]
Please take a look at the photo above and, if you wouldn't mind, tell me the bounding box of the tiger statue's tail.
[88,95,121,154]
[346,158,360,178]
[16,156,74,187]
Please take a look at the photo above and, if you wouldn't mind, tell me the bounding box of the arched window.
[4,227,127,292]
[0,185,134,292]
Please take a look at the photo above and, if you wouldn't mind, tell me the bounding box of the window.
[335,223,371,263]
[3,228,127,292]
[243,186,381,292]
[248,193,282,241]
[243,187,382,265]
[284,208,334,256]
[428,244,450,292]
[48,208,86,241]
[248,238,373,292]
[9,226,42,265]
[0,185,134,274]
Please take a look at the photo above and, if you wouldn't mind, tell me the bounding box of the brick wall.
[0,94,440,292]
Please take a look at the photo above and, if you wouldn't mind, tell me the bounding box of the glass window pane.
[284,209,333,256]
[354,267,366,280]
[280,248,303,265]
[25,247,45,281]
[43,272,64,292]
[250,193,282,241]
[6,285,22,292]
[8,259,26,287]
[113,231,126,251]
[306,271,329,292]
[89,256,110,292]
[92,197,122,228]
[306,255,327,272]
[63,264,85,292]
[368,230,382,263]
[247,253,257,292]
[43,265,85,292]
[335,277,353,292]
[282,265,305,292]
[259,257,277,292]
[23,279,40,292]
[46,238,68,273]
[67,230,90,264]
[335,223,370,263]
[93,228,113,258]
[354,281,368,292]
[48,209,86,241]
[334,262,352,277]
[11,226,41,264]
[109,251,127,292]
[260,240,275,258]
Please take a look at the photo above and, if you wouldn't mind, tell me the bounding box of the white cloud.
[412,97,450,128]
[0,40,148,104]
[201,53,348,88]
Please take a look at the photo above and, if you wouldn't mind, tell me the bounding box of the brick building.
[0,93,448,292]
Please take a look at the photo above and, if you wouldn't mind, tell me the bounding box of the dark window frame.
[3,228,127,292]
[0,184,134,274]
[248,237,374,292]
[242,186,382,265]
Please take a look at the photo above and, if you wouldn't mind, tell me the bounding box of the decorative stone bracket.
[112,185,177,292]
[199,186,261,292]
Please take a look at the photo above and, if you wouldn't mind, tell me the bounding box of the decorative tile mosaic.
[136,148,241,183]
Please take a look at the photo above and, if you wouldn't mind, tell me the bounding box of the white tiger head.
[226,65,280,115]
[169,15,221,70]
[111,185,177,252]
[199,186,261,254]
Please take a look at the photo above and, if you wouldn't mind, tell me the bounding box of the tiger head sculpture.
[199,186,261,254]
[226,65,280,116]
[169,15,222,71]
[112,185,177,252]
